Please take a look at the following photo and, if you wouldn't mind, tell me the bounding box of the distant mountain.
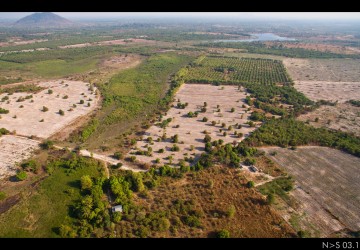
[14,12,76,28]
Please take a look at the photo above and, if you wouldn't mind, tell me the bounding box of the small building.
[112,205,123,213]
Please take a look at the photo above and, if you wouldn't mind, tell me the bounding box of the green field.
[0,155,104,237]
[184,56,292,85]
[78,53,194,149]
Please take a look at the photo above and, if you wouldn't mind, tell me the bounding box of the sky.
[0,12,359,21]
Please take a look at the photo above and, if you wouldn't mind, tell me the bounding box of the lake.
[215,33,296,42]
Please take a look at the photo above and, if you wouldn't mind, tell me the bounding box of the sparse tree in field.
[190,145,195,151]
[171,144,180,152]
[223,132,227,137]
[221,122,226,128]
[48,89,53,94]
[172,134,179,143]
[40,140,54,150]
[113,152,123,160]
[158,148,164,153]
[147,137,153,143]
[247,181,255,188]
[204,134,211,143]
[59,109,65,116]
[231,107,235,113]
[39,119,44,122]
[87,102,91,107]
[228,125,232,131]
[80,100,84,104]
[315,117,319,122]
[217,104,220,109]
[0,191,6,201]
[201,107,207,113]
[130,139,137,145]
[202,117,208,122]
[63,95,68,99]
[155,158,160,164]
[204,102,207,107]
[211,121,216,126]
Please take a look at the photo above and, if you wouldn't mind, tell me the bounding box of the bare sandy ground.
[127,84,259,166]
[294,81,360,103]
[0,135,39,180]
[0,39,48,47]
[261,146,360,234]
[0,80,99,138]
[59,38,155,49]
[298,103,360,137]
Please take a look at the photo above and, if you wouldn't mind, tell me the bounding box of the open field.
[261,146,360,234]
[298,103,360,137]
[0,80,99,138]
[127,84,258,166]
[0,156,103,237]
[293,81,360,103]
[283,58,360,82]
[0,135,39,180]
[59,38,156,49]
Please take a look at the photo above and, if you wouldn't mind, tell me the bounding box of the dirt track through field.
[261,146,360,232]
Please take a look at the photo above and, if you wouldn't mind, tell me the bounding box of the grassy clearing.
[257,176,294,203]
[0,155,103,238]
[79,53,193,149]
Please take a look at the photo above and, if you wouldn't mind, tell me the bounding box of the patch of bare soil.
[0,79,99,138]
[298,103,360,137]
[261,146,360,235]
[294,81,360,103]
[0,135,39,180]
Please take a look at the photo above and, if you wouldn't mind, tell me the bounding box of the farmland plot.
[0,80,99,138]
[261,146,360,233]
[127,84,259,166]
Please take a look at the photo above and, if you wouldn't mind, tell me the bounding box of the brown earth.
[261,146,360,235]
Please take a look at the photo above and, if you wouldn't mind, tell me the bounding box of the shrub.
[158,148,165,153]
[202,117,208,122]
[204,134,211,143]
[59,109,65,116]
[113,152,123,160]
[217,229,230,238]
[226,205,236,218]
[80,100,84,104]
[247,181,255,188]
[231,107,235,112]
[0,191,6,201]
[267,193,275,204]
[48,89,53,94]
[63,95,68,99]
[171,144,180,152]
[16,171,27,181]
[40,140,54,150]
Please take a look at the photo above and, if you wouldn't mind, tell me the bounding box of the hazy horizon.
[0,12,359,22]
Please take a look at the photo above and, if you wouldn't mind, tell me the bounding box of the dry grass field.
[261,146,360,235]
[127,84,259,166]
[125,165,296,238]
[0,80,99,138]
[298,103,360,137]
[0,135,39,180]
[283,58,360,82]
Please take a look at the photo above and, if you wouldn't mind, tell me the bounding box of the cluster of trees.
[348,99,360,107]
[0,84,44,95]
[197,42,360,59]
[0,108,9,114]
[244,118,360,157]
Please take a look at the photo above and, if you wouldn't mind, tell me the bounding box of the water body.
[215,33,296,42]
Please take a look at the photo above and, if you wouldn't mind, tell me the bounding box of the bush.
[158,148,164,153]
[48,89,53,94]
[113,152,123,160]
[0,191,6,201]
[171,144,180,152]
[267,193,275,204]
[204,134,211,143]
[16,171,27,181]
[80,100,84,104]
[40,140,54,150]
[231,107,235,112]
[247,181,255,188]
[59,109,65,116]
[217,229,230,238]
[226,205,236,218]
[202,117,208,122]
